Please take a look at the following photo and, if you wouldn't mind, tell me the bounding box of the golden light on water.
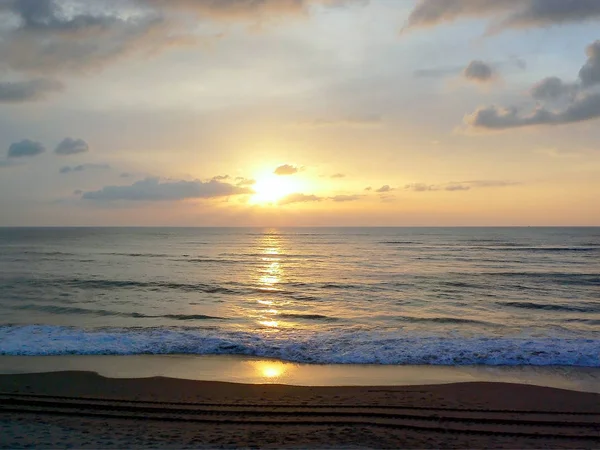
[258,319,280,328]
[254,234,284,329]
[252,361,287,380]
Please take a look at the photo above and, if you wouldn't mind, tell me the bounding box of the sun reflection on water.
[253,233,286,329]
[251,360,288,381]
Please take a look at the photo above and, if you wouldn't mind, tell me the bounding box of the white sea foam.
[0,325,598,366]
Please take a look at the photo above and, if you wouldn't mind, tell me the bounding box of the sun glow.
[253,361,287,380]
[250,173,302,204]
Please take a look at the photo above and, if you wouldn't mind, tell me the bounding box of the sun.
[250,173,301,204]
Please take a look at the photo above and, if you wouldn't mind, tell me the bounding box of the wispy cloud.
[60,164,110,174]
[403,0,600,34]
[278,193,322,205]
[82,177,252,201]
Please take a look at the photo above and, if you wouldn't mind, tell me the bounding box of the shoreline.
[0,354,599,393]
[1,370,599,448]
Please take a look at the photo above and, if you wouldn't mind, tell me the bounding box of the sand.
[0,371,599,449]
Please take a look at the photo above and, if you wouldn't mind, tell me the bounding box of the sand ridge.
[0,371,599,448]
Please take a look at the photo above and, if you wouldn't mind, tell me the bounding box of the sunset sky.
[1,0,599,226]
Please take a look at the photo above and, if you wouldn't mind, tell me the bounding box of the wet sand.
[0,371,599,448]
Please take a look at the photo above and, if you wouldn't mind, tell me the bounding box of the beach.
[1,369,599,448]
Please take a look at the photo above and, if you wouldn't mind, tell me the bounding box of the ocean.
[0,227,598,367]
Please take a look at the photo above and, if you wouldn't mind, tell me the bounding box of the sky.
[1,0,600,226]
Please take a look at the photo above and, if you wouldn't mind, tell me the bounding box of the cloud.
[274,164,299,176]
[0,0,169,75]
[138,0,347,20]
[463,60,494,83]
[406,180,517,192]
[375,185,393,193]
[329,194,361,202]
[465,93,600,130]
[0,78,63,103]
[54,138,90,155]
[59,163,110,174]
[364,186,372,191]
[405,183,438,192]
[444,184,471,191]
[235,177,256,186]
[0,0,354,78]
[531,77,577,101]
[403,0,600,33]
[278,193,322,205]
[579,40,600,88]
[7,139,45,158]
[212,174,230,181]
[82,177,252,201]
[330,173,345,179]
[466,40,600,131]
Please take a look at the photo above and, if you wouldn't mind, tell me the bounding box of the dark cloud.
[7,139,45,158]
[0,0,353,77]
[274,164,299,176]
[73,189,83,195]
[463,60,494,83]
[466,40,600,131]
[59,163,110,174]
[579,40,600,88]
[54,138,90,155]
[278,193,322,205]
[0,78,62,103]
[404,0,600,33]
[375,185,393,193]
[0,0,170,75]
[330,173,345,179]
[329,194,361,202]
[466,93,600,130]
[531,76,577,101]
[82,177,252,201]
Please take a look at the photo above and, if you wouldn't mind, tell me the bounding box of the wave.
[479,246,600,252]
[277,314,338,321]
[0,325,597,366]
[498,301,600,313]
[392,316,497,326]
[101,252,171,258]
[9,304,227,320]
[11,278,238,295]
[480,272,600,286]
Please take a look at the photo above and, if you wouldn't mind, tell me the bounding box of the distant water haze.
[0,227,598,366]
